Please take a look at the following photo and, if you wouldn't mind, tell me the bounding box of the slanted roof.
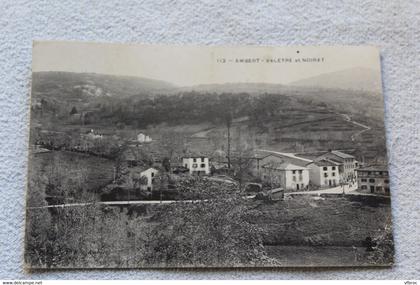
[324,157,343,164]
[182,155,208,159]
[257,150,313,163]
[262,162,308,171]
[295,151,328,160]
[310,159,339,167]
[357,165,388,172]
[330,150,355,159]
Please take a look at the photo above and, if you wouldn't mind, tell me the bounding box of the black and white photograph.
[24,42,393,268]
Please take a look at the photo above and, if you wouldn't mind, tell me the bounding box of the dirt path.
[338,113,371,141]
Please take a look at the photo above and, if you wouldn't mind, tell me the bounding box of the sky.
[32,41,381,87]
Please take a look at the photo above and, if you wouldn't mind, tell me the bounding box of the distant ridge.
[289,67,382,93]
[32,71,177,98]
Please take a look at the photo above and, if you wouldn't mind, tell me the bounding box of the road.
[288,184,389,197]
[27,199,181,210]
[338,113,371,141]
[288,184,357,195]
[27,194,260,210]
[28,184,383,210]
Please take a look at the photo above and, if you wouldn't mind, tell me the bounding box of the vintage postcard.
[25,42,393,268]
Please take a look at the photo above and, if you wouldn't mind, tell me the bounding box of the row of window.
[192,158,206,163]
[187,163,206,169]
[322,166,336,171]
[292,170,303,174]
[360,185,390,193]
[324,172,336,177]
[292,175,304,182]
[360,171,388,176]
[360,178,389,184]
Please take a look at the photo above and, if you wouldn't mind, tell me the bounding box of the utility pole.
[227,118,231,169]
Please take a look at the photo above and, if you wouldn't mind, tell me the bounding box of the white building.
[137,133,152,143]
[129,167,159,191]
[86,129,103,140]
[307,159,340,187]
[140,167,159,191]
[261,161,309,191]
[182,156,210,175]
[317,150,357,183]
[356,166,390,195]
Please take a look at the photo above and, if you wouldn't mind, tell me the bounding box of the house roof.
[330,150,355,159]
[262,162,308,171]
[310,159,339,167]
[257,150,313,163]
[128,166,157,174]
[323,157,343,164]
[295,151,328,160]
[182,155,208,159]
[356,165,388,172]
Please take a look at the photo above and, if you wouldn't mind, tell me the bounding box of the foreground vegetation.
[25,192,393,268]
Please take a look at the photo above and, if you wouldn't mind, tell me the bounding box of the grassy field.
[251,195,392,247]
[249,194,393,266]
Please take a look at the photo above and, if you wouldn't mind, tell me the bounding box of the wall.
[0,0,419,279]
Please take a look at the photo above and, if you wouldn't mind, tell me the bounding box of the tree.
[162,157,171,172]
[143,188,277,267]
[69,106,78,115]
[230,125,257,191]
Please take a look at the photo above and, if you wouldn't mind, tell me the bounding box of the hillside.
[32,71,176,100]
[289,67,382,93]
[30,72,387,161]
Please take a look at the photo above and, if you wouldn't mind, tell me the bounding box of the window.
[298,170,303,174]
[201,157,205,162]
[184,164,188,168]
[332,172,335,176]
[361,185,367,190]
[292,170,296,174]
[369,178,375,183]
[323,167,327,171]
[151,173,154,177]
[361,178,367,182]
[324,173,328,178]
[201,163,205,168]
[292,176,296,182]
[193,158,197,162]
[192,163,198,168]
[385,179,389,184]
[332,166,336,170]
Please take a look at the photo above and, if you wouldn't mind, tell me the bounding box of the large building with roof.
[127,166,159,191]
[182,156,210,175]
[256,149,357,189]
[261,161,309,191]
[295,150,358,183]
[356,165,390,195]
[307,159,340,187]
